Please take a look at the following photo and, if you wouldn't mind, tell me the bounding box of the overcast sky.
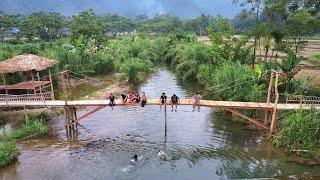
[0,0,241,19]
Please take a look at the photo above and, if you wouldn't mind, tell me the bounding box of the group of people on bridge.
[108,91,202,112]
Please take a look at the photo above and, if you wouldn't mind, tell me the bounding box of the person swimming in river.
[131,154,138,162]
[158,149,168,160]
[109,93,115,110]
[159,92,167,110]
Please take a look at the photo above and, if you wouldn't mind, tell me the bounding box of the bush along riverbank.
[273,108,320,159]
[0,111,49,168]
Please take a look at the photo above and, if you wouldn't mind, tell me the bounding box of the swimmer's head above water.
[131,154,138,162]
[158,149,165,157]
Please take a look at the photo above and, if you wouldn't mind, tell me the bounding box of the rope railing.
[0,92,52,102]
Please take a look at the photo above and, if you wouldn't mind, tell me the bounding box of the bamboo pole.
[264,71,274,125]
[37,72,42,94]
[67,74,71,92]
[270,72,279,134]
[48,69,55,100]
[31,70,36,94]
[61,72,66,94]
[2,74,8,104]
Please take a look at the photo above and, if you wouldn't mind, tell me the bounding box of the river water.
[1,68,320,180]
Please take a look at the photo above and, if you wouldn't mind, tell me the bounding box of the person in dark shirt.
[159,92,167,110]
[120,91,127,104]
[135,92,141,103]
[171,94,180,112]
[109,93,115,110]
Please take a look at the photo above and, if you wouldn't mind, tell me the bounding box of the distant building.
[10,27,20,35]
[59,27,71,36]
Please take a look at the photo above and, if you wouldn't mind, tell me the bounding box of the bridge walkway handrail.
[286,94,320,105]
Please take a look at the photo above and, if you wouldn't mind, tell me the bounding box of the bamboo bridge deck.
[0,99,318,110]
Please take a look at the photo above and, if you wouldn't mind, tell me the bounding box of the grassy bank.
[0,141,19,168]
[273,109,320,158]
[0,111,49,168]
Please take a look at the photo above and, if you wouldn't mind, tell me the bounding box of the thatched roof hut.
[0,54,56,74]
[0,54,57,100]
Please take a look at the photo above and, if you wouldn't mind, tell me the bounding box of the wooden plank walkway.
[0,99,319,110]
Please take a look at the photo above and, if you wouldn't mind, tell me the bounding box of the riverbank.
[0,111,48,167]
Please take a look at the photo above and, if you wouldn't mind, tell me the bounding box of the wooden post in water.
[270,72,279,134]
[164,104,167,136]
[73,107,78,130]
[64,105,70,137]
[264,71,273,125]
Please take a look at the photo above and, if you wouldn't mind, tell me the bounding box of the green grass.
[0,141,19,168]
[2,120,47,142]
[0,113,48,168]
[308,54,320,64]
[273,109,320,157]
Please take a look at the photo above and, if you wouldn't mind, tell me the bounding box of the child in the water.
[158,149,168,160]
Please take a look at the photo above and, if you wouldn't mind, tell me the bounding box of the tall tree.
[234,0,263,68]
[71,10,104,41]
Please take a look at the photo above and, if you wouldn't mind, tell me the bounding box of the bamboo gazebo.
[0,54,56,101]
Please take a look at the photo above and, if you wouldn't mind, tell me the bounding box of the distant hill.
[0,0,240,18]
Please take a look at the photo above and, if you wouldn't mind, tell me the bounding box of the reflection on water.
[0,68,320,180]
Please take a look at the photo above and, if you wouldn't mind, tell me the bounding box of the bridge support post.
[269,72,279,134]
[164,105,167,135]
[265,70,274,125]
[64,105,78,138]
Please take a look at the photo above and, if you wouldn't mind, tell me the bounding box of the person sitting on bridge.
[109,93,116,110]
[121,91,128,104]
[192,92,202,112]
[141,91,147,107]
[171,94,180,112]
[160,92,167,110]
[136,92,141,103]
[129,91,137,103]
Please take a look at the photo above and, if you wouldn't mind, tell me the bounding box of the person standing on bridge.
[141,91,147,107]
[171,94,180,112]
[109,93,116,110]
[192,92,202,112]
[160,92,167,110]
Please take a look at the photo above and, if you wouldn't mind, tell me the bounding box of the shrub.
[274,109,320,157]
[3,120,48,142]
[309,54,320,64]
[21,111,50,124]
[208,61,266,102]
[0,141,19,167]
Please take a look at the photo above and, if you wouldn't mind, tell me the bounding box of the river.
[1,68,320,179]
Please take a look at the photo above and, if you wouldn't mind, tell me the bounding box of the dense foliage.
[0,141,19,168]
[274,109,320,157]
[0,111,49,167]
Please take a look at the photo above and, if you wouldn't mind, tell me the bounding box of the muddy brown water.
[1,68,320,180]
